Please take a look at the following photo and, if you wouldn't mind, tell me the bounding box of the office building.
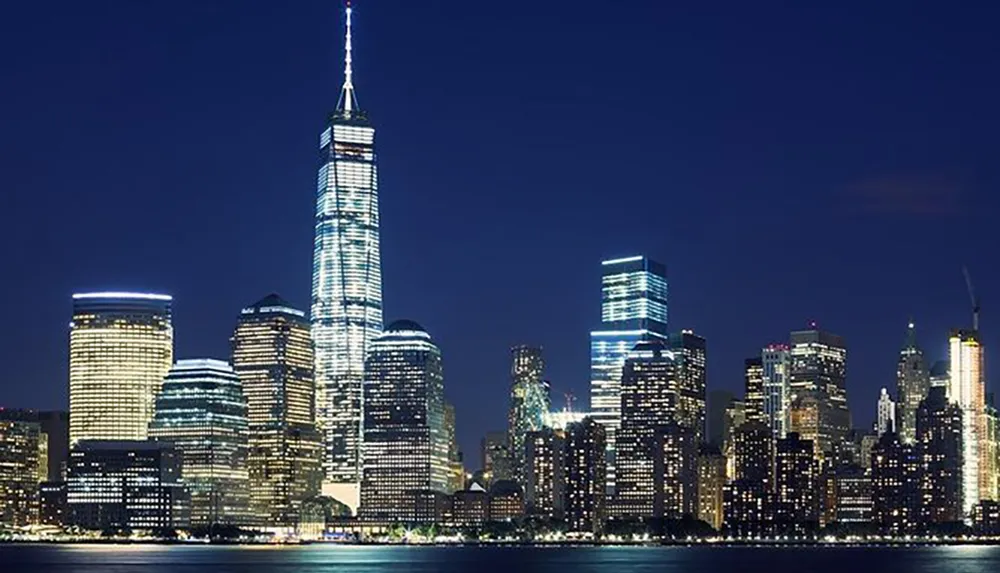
[896,321,929,445]
[443,402,464,493]
[986,402,999,502]
[507,345,548,483]
[834,466,872,524]
[668,330,708,444]
[69,292,173,444]
[232,294,322,527]
[39,481,67,526]
[789,327,848,455]
[481,431,512,484]
[0,416,41,525]
[762,345,791,440]
[870,432,919,535]
[915,386,963,524]
[948,329,985,514]
[311,2,384,496]
[616,339,678,518]
[488,480,525,522]
[722,398,745,479]
[148,359,250,526]
[524,427,565,519]
[788,393,823,457]
[707,390,734,447]
[744,357,766,425]
[929,360,950,389]
[774,433,819,528]
[360,320,449,523]
[723,421,774,536]
[67,441,189,530]
[973,500,1000,535]
[876,388,896,437]
[696,445,726,530]
[565,417,607,534]
[590,255,668,493]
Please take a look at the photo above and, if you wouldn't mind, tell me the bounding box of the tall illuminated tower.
[590,255,668,494]
[762,344,791,440]
[949,329,985,515]
[896,321,930,445]
[507,345,549,484]
[68,292,173,444]
[311,2,383,497]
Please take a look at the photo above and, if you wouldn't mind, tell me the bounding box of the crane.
[963,266,980,331]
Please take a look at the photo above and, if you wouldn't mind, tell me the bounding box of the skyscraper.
[696,445,726,530]
[876,388,896,437]
[232,294,322,526]
[789,327,848,456]
[723,421,774,536]
[311,1,383,496]
[949,328,985,515]
[443,402,465,493]
[762,345,791,440]
[524,427,566,519]
[871,432,919,534]
[616,339,678,518]
[148,359,250,526]
[744,357,766,425]
[564,417,607,535]
[668,330,708,444]
[707,389,734,447]
[481,431,512,484]
[896,321,929,445]
[916,386,963,524]
[0,415,41,526]
[774,433,819,528]
[507,345,548,484]
[590,255,668,493]
[69,292,173,444]
[360,320,449,523]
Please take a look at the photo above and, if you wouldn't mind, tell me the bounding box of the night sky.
[2,1,998,464]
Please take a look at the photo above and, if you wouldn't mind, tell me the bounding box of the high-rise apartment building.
[774,433,819,527]
[311,2,384,495]
[789,328,848,455]
[590,255,668,494]
[744,357,766,425]
[834,466,872,524]
[668,330,708,444]
[232,294,322,526]
[524,427,566,519]
[870,431,919,534]
[149,359,250,526]
[896,322,929,445]
[723,421,774,536]
[507,345,548,484]
[916,386,963,524]
[949,329,985,515]
[67,441,189,530]
[360,320,449,523]
[565,417,607,535]
[69,292,173,444]
[876,388,896,437]
[0,416,41,526]
[762,345,791,440]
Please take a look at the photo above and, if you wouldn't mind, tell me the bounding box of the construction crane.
[963,266,980,331]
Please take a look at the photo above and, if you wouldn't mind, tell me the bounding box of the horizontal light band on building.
[590,330,648,337]
[240,305,306,317]
[601,256,644,266]
[72,292,172,301]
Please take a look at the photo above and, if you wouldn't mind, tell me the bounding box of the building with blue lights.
[148,359,250,526]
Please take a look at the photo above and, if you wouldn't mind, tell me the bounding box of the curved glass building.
[149,359,250,526]
[69,292,173,444]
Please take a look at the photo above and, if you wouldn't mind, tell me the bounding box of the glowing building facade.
[232,294,321,527]
[744,357,766,425]
[359,320,449,523]
[896,322,929,445]
[68,292,173,444]
[696,446,726,530]
[789,328,848,456]
[949,329,985,515]
[507,345,548,484]
[590,255,668,494]
[876,388,896,438]
[148,359,250,526]
[565,417,607,534]
[762,345,791,439]
[524,427,566,519]
[311,2,383,494]
[668,330,707,444]
[0,417,42,526]
[916,386,963,524]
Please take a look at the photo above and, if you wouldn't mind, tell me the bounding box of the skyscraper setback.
[311,1,383,496]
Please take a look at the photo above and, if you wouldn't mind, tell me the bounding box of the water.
[2,544,1000,573]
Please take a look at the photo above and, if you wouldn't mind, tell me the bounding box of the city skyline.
[1,0,999,465]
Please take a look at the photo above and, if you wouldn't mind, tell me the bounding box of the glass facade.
[68,292,173,444]
[232,294,321,528]
[896,322,930,445]
[744,357,766,425]
[789,328,848,456]
[590,256,668,494]
[0,417,41,526]
[762,345,791,440]
[360,320,449,523]
[148,359,250,526]
[948,329,985,515]
[507,345,548,484]
[311,4,383,489]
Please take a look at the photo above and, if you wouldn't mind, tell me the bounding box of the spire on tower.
[336,1,359,116]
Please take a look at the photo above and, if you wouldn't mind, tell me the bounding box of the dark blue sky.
[2,1,998,463]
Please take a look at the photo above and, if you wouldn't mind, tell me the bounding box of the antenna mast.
[963,266,980,331]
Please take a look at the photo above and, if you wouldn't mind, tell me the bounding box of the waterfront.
[2,545,1000,573]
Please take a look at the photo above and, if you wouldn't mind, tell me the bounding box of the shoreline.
[4,539,1000,547]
